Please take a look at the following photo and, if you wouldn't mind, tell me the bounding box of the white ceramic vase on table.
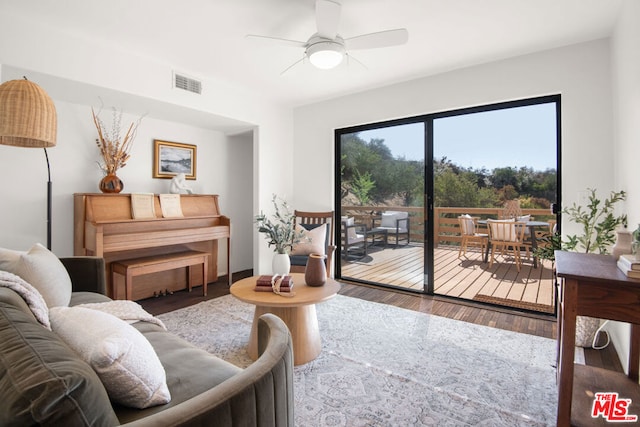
[272,253,291,275]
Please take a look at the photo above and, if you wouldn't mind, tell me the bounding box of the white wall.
[608,0,640,373]
[0,10,296,275]
[0,99,244,274]
[293,39,615,241]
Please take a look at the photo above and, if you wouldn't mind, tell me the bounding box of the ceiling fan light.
[307,41,345,69]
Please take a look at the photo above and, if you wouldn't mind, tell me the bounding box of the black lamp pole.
[44,148,52,250]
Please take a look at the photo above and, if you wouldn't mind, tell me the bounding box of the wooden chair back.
[501,199,523,219]
[291,210,335,276]
[458,216,479,236]
[487,219,525,243]
[294,210,335,247]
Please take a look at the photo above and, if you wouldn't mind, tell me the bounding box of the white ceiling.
[1,0,623,108]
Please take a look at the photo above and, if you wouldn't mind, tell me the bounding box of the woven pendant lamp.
[0,78,58,249]
[0,78,57,147]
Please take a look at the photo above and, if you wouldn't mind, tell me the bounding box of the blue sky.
[357,102,557,171]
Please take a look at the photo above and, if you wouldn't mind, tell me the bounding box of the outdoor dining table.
[477,219,550,268]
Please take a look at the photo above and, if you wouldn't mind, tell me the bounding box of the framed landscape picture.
[153,140,197,179]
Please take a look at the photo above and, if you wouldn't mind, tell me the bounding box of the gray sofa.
[0,256,294,426]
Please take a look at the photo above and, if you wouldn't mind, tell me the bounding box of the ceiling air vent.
[173,72,202,94]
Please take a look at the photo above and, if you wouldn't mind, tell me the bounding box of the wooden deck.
[340,244,555,314]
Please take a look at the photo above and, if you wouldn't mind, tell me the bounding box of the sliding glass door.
[335,96,560,313]
[336,120,427,291]
[430,98,560,311]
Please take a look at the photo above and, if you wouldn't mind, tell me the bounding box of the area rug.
[157,294,558,426]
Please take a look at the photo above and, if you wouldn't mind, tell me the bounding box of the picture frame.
[153,140,197,180]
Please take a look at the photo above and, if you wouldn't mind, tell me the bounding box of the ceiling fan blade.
[246,34,306,48]
[345,53,368,70]
[316,0,341,39]
[345,28,409,50]
[280,56,306,75]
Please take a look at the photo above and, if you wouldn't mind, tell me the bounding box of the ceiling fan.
[247,0,408,72]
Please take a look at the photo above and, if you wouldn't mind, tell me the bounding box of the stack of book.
[617,254,640,278]
[254,275,294,293]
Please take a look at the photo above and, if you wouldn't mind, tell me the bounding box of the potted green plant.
[535,188,626,348]
[255,194,305,275]
[535,188,627,260]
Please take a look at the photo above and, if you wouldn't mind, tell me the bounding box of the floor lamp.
[0,78,58,250]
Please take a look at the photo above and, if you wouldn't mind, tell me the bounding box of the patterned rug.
[157,294,558,426]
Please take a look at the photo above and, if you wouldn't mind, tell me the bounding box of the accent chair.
[289,210,335,277]
[373,211,410,247]
[458,215,488,258]
[486,219,526,271]
[341,217,367,259]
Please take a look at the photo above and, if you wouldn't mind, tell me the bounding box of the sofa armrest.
[59,257,107,295]
[121,313,294,427]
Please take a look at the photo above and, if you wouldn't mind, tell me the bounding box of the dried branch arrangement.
[92,107,142,174]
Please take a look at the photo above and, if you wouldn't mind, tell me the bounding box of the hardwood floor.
[138,270,622,373]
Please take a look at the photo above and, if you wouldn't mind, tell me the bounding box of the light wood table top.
[231,273,341,307]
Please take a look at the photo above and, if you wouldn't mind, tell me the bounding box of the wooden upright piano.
[74,193,231,300]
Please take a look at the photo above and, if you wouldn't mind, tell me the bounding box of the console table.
[555,251,640,426]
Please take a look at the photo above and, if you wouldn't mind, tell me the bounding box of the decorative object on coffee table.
[305,253,326,286]
[255,194,306,275]
[92,106,142,193]
[272,253,291,276]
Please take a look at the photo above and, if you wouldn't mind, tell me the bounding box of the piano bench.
[111,251,209,301]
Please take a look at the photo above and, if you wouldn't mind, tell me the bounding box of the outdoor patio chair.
[372,211,410,247]
[486,219,526,271]
[458,215,488,258]
[500,199,523,219]
[290,210,335,276]
[341,217,367,259]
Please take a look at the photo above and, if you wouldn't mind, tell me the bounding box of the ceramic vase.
[304,253,326,287]
[612,230,633,260]
[99,172,124,194]
[272,253,291,276]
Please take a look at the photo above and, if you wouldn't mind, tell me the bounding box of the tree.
[434,168,481,207]
[392,158,424,206]
[351,169,376,206]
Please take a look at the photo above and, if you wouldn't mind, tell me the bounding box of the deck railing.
[341,205,555,247]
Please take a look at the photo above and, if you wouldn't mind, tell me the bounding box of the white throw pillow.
[49,306,171,409]
[381,212,398,228]
[0,243,71,307]
[291,223,327,256]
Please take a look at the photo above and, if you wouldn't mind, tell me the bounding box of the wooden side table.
[230,273,341,365]
[555,251,640,426]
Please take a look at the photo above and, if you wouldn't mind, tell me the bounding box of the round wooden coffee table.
[230,273,340,365]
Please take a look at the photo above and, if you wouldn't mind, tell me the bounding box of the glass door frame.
[334,94,562,297]
[334,117,428,292]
